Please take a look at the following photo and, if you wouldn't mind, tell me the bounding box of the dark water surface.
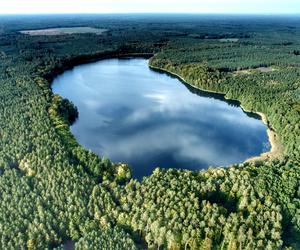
[52,58,270,179]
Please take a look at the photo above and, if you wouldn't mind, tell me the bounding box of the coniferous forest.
[0,14,300,249]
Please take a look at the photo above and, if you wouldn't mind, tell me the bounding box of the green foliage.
[0,14,300,249]
[75,222,137,250]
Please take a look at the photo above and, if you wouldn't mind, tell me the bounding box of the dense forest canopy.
[0,14,300,249]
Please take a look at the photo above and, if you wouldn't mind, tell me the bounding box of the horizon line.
[1,12,300,15]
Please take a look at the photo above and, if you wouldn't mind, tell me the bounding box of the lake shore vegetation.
[0,15,300,249]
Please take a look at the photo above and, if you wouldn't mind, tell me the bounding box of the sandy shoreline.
[244,111,283,163]
[149,64,283,163]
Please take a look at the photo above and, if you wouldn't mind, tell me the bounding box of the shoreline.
[149,64,283,163]
[47,52,282,165]
[46,52,154,83]
[244,111,282,162]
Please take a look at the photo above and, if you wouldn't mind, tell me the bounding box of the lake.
[52,58,270,179]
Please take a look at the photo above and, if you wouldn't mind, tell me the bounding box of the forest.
[0,14,300,249]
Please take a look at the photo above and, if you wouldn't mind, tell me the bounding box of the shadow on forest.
[203,191,239,215]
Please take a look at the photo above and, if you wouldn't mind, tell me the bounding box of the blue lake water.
[52,58,270,179]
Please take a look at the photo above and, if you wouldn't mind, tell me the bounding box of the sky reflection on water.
[52,58,270,179]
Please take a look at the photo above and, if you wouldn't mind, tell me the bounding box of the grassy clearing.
[20,27,108,36]
[219,38,239,42]
[234,66,276,74]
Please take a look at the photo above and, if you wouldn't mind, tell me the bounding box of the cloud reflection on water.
[52,58,269,179]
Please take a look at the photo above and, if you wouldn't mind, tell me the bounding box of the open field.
[20,27,108,36]
[234,66,276,74]
[219,38,239,42]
